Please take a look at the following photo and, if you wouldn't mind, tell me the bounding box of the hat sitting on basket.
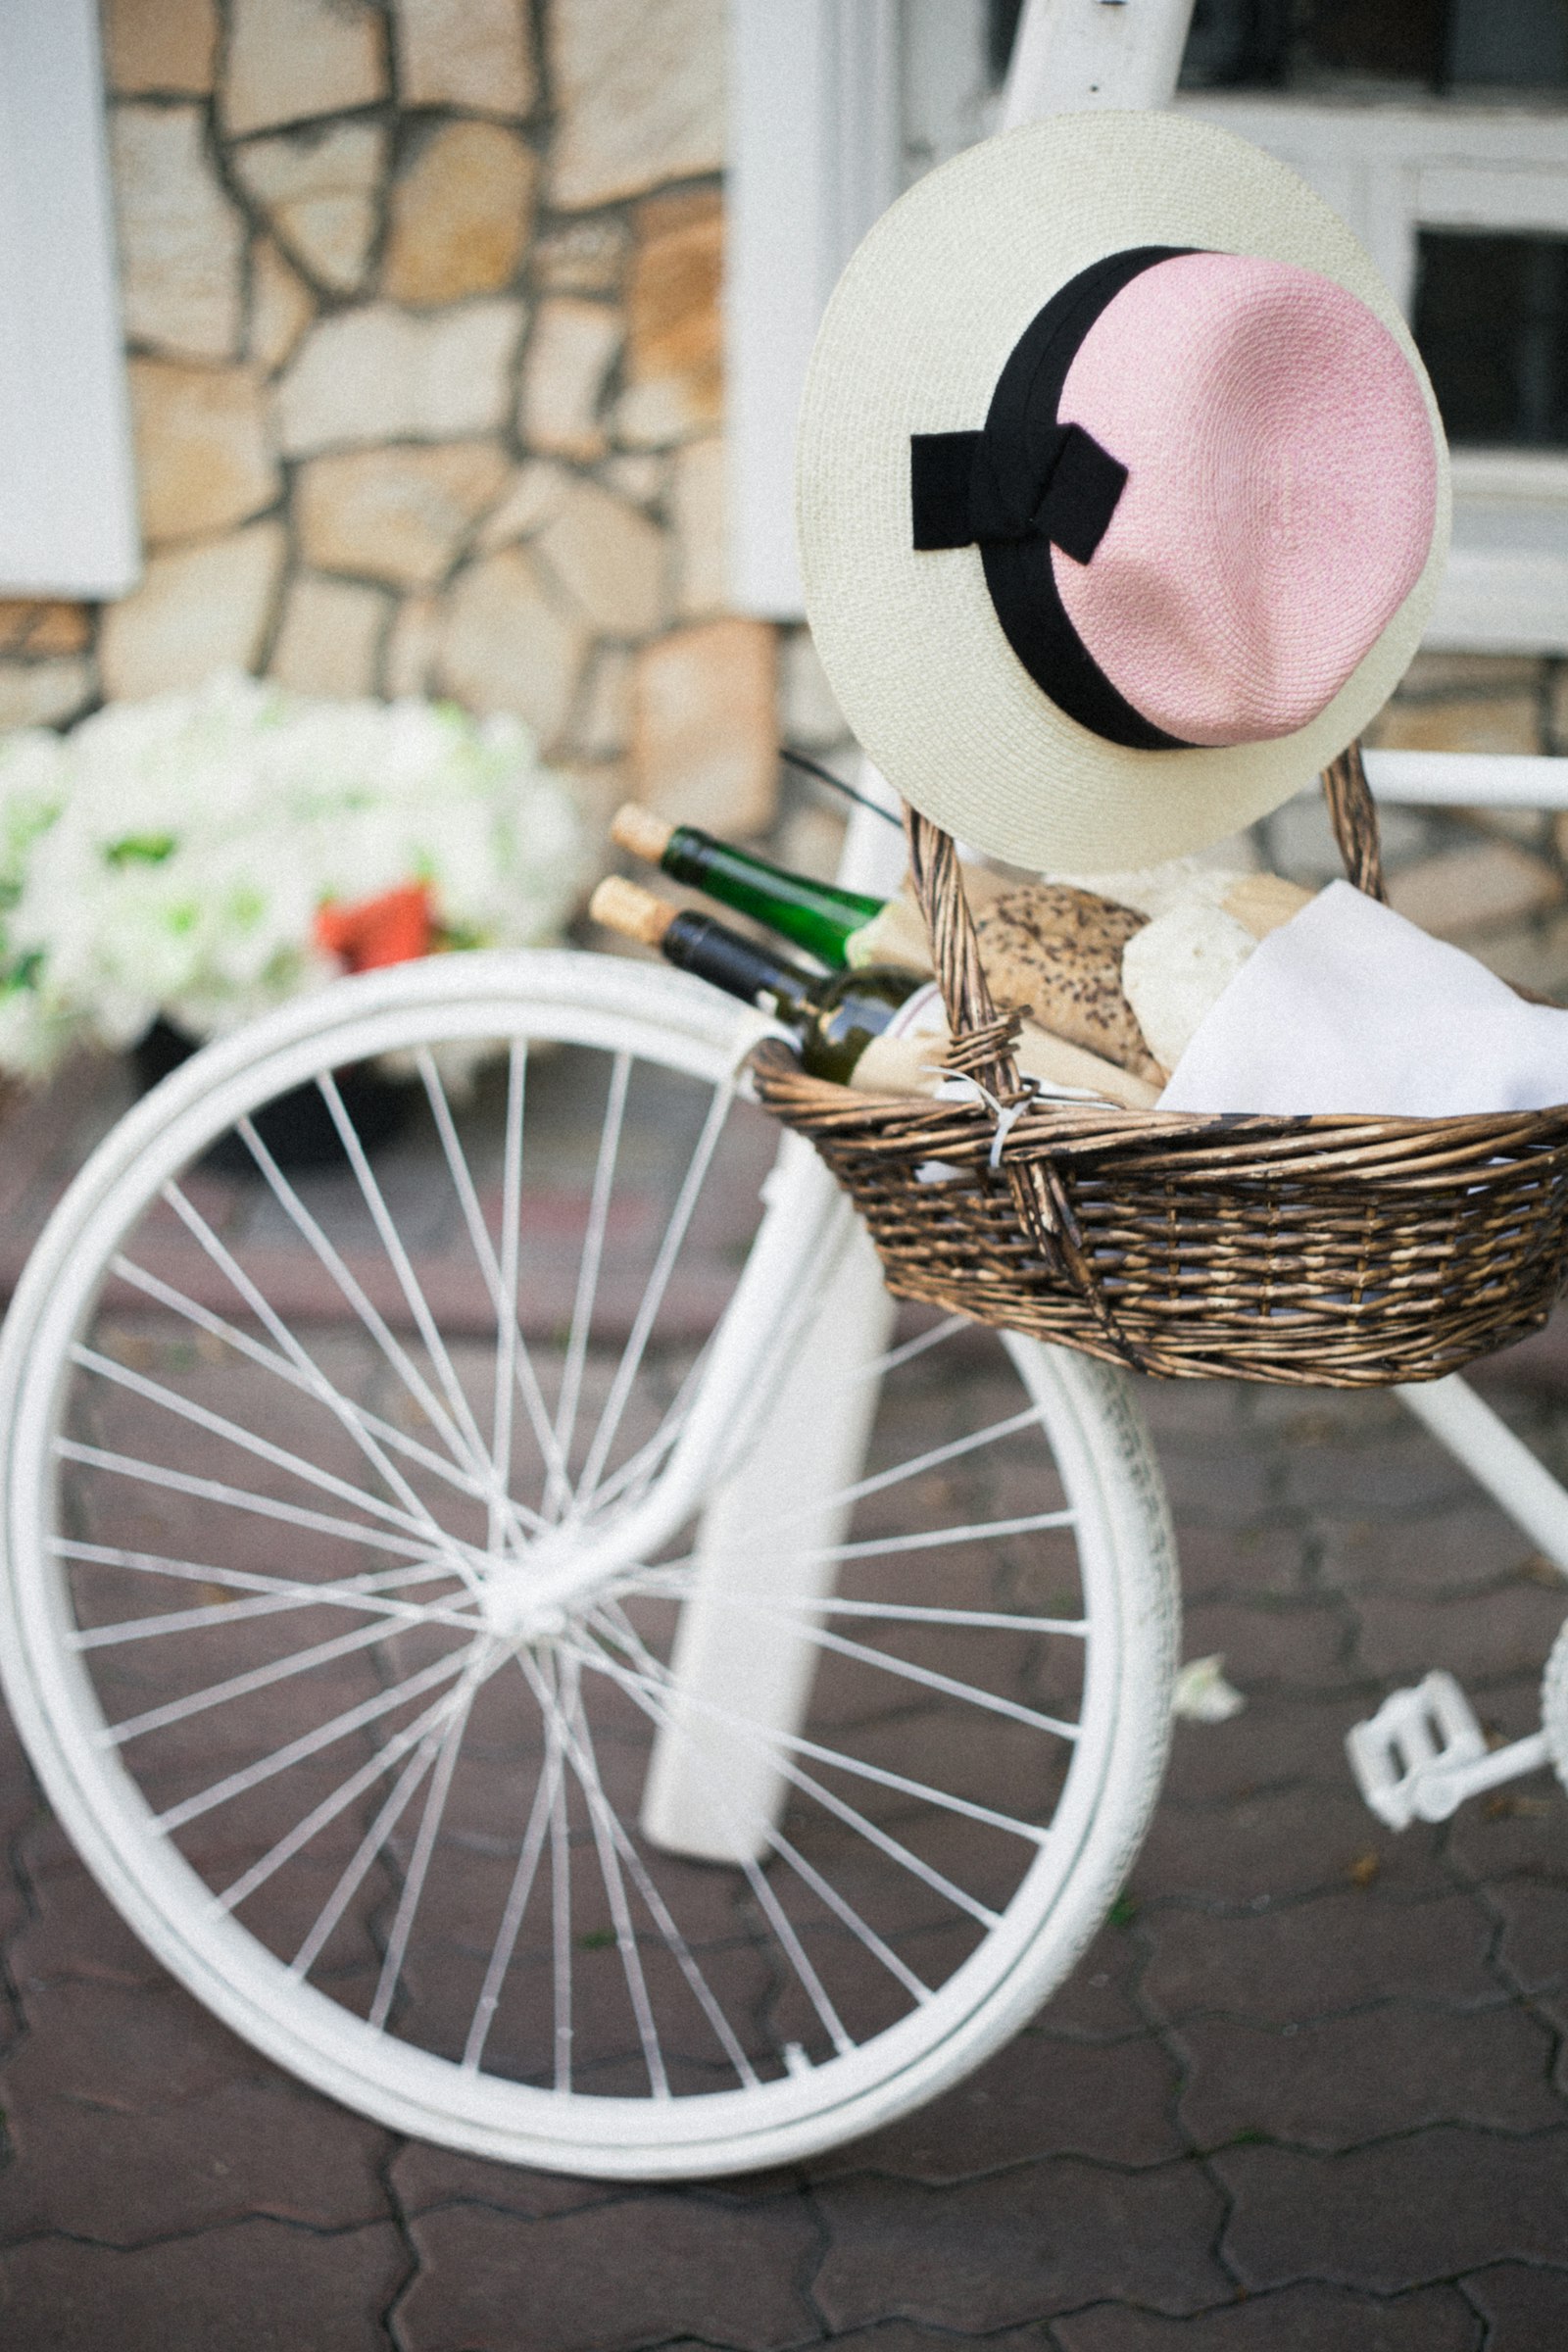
[797,110,1449,873]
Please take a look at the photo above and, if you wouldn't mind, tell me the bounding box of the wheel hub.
[484,1586,570,1643]
[478,1529,626,1645]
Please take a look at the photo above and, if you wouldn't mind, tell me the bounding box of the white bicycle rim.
[0,951,1178,2178]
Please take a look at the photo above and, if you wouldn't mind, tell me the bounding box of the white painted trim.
[1001,0,1193,124]
[724,0,900,617]
[0,0,139,598]
[1426,547,1568,653]
[1451,451,1568,503]
[1363,749,1568,808]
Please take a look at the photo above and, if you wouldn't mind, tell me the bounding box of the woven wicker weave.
[752,746,1568,1386]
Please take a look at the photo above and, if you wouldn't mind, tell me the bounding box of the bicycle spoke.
[574,1078,734,1510]
[123,1213,541,1525]
[623,1505,1079,1598]
[617,1595,1080,1744]
[463,1715,565,2072]
[368,1681,477,2031]
[712,1402,1052,1554]
[152,1643,482,1834]
[840,1313,971,1386]
[286,1718,452,1976]
[550,1050,630,1514]
[579,1334,713,1521]
[549,1650,575,2092]
[524,1650,760,2090]
[72,1345,459,1554]
[573,1626,1008,1924]
[317,1073,521,1545]
[489,1041,524,1527]
[577,1628,1049,1846]
[585,1313,985,1536]
[754,1829,932,2005]
[529,1659,693,2094]
[62,1544,470,1647]
[622,1582,1087,1637]
[234,1114,495,1496]
[531,1654,669,2095]
[588,1607,928,2011]
[55,1442,454,1564]
[115,1241,492,1588]
[591,1603,856,2052]
[105,1611,443,1746]
[225,1680,472,1917]
[413,1043,570,1518]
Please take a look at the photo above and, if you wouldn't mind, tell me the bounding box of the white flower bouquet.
[0,672,586,1080]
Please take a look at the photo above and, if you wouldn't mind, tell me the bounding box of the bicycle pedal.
[1346,1671,1488,1830]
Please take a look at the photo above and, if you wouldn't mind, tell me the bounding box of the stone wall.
[0,0,778,850]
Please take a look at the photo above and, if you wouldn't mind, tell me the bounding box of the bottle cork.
[611,803,675,864]
[590,875,677,949]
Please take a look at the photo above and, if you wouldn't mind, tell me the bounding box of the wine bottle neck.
[662,827,882,965]
[661,908,813,1020]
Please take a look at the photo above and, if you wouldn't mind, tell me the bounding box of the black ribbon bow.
[910,422,1128,564]
[905,244,1197,754]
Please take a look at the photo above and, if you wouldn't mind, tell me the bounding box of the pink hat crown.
[910,248,1439,753]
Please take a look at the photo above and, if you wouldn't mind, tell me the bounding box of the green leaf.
[106,833,175,867]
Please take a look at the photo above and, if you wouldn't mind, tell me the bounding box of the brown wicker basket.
[751,746,1568,1387]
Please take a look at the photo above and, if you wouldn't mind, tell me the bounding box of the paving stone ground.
[4,1057,1568,2348]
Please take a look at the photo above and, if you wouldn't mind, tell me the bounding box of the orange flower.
[315,882,437,973]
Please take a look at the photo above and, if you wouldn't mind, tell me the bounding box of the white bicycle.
[7,745,1568,2186]
[3,0,1566,2188]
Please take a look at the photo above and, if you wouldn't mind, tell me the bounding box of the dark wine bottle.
[611,804,883,967]
[590,877,939,1085]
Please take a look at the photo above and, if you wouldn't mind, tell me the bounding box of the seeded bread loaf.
[973,884,1165,1085]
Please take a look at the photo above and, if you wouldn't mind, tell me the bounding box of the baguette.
[853,1010,1159,1109]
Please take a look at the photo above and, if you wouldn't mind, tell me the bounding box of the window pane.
[987,0,1025,86]
[1413,230,1568,446]
[1179,0,1568,94]
[1449,0,1568,88]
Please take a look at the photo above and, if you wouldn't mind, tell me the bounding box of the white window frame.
[0,0,140,599]
[727,3,1568,654]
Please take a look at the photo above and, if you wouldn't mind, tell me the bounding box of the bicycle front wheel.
[0,950,1177,2177]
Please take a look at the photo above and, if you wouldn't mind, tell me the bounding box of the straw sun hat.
[796,111,1450,872]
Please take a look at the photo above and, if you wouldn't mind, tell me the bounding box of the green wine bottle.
[612,803,884,966]
[590,876,938,1086]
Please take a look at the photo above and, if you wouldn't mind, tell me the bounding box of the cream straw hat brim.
[796,110,1451,872]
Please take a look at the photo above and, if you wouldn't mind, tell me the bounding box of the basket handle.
[1323,739,1386,902]
[902,800,1153,1362]
[903,803,1021,1096]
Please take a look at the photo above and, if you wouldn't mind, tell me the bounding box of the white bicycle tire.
[0,949,1178,2178]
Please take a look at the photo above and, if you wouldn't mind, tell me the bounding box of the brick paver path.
[3,1060,1568,2346]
